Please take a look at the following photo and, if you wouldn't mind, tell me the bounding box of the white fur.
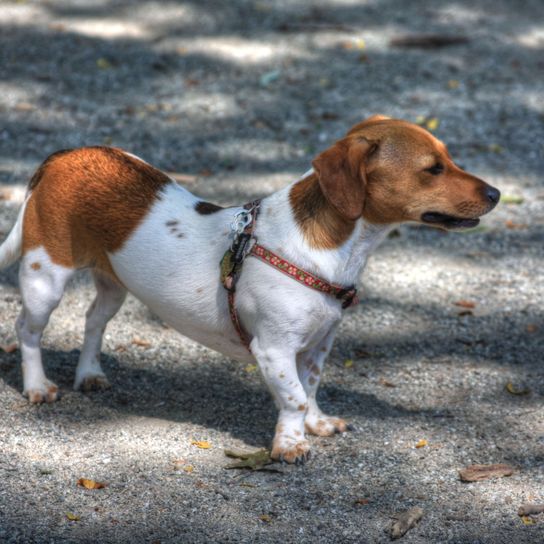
[0,164,390,461]
[0,197,28,270]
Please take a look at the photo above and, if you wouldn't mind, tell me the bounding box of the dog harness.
[220,200,359,351]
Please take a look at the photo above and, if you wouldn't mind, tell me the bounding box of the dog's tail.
[0,197,28,270]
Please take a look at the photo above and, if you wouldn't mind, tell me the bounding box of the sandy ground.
[1,1,543,542]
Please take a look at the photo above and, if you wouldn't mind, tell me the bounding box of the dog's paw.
[74,374,111,392]
[271,436,311,465]
[24,380,59,404]
[305,414,350,437]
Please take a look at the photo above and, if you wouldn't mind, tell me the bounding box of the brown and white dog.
[0,116,499,463]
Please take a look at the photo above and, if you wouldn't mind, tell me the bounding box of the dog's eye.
[425,163,444,175]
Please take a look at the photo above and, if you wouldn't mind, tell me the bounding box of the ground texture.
[1,1,543,543]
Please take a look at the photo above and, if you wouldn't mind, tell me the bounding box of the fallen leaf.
[526,324,538,333]
[260,69,281,87]
[167,172,197,184]
[344,359,354,368]
[425,117,439,131]
[191,440,211,449]
[14,102,35,112]
[520,515,536,525]
[390,507,424,539]
[224,448,273,470]
[77,478,106,490]
[459,463,514,482]
[66,512,81,521]
[390,34,469,48]
[415,439,428,449]
[518,504,544,516]
[131,337,151,348]
[505,382,530,396]
[354,348,373,358]
[500,194,524,204]
[379,378,396,388]
[259,514,272,523]
[447,79,460,89]
[0,343,18,353]
[488,143,504,153]
[244,364,258,373]
[454,300,476,309]
[183,465,194,473]
[457,310,474,317]
[354,498,370,505]
[505,220,526,229]
[96,57,113,70]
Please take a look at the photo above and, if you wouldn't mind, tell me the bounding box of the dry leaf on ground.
[191,440,211,449]
[259,514,272,523]
[132,337,151,348]
[344,359,354,368]
[224,448,273,470]
[66,512,80,521]
[520,515,536,525]
[390,34,468,48]
[0,343,18,353]
[77,478,106,490]
[518,504,544,516]
[415,439,428,449]
[459,463,514,482]
[526,324,538,333]
[379,378,396,388]
[454,300,476,309]
[390,507,424,539]
[354,498,370,506]
[505,382,531,396]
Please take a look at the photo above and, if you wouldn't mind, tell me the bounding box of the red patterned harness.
[220,200,359,351]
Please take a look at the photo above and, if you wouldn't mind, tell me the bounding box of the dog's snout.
[485,185,500,205]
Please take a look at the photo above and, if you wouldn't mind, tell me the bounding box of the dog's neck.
[256,170,392,287]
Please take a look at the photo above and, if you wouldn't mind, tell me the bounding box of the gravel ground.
[1,1,544,543]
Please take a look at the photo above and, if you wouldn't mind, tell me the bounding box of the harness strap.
[221,201,359,352]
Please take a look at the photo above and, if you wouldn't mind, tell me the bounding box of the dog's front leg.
[297,327,352,436]
[251,340,310,464]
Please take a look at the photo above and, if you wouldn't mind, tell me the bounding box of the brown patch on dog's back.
[195,201,223,215]
[289,173,355,249]
[23,147,171,281]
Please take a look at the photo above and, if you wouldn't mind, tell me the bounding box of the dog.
[0,115,500,463]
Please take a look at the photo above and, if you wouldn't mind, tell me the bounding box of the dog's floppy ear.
[312,137,378,221]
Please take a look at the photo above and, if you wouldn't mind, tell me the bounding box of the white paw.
[24,380,59,404]
[74,373,111,392]
[271,435,311,465]
[305,414,351,436]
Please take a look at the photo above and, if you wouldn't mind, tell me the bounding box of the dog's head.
[312,115,500,229]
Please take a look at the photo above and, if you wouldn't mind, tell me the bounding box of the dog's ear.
[312,137,378,221]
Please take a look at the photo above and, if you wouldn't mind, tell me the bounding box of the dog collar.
[220,200,359,351]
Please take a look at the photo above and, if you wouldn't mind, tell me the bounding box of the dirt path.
[1,1,543,542]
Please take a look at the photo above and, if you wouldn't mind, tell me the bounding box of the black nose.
[485,186,500,204]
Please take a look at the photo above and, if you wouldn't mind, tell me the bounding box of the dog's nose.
[485,186,500,204]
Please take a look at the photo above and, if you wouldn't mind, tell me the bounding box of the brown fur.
[23,147,171,280]
[289,173,355,249]
[195,201,223,214]
[290,116,497,249]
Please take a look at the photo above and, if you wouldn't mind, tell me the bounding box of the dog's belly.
[108,183,254,363]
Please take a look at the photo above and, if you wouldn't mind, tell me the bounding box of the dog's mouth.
[421,212,480,230]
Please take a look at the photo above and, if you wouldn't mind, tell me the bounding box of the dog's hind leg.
[74,270,126,391]
[17,248,74,403]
